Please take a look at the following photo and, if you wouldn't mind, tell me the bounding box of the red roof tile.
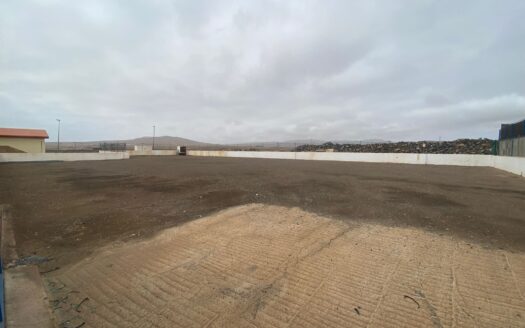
[0,128,49,139]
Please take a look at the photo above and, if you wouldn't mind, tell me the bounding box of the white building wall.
[0,137,46,153]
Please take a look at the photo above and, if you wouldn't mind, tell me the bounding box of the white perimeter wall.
[128,150,178,156]
[188,150,525,177]
[0,152,129,162]
[2,150,522,177]
[493,156,525,176]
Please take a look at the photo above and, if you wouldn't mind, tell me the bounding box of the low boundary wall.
[188,150,525,177]
[2,150,523,176]
[0,152,129,163]
[493,156,525,176]
[128,150,178,156]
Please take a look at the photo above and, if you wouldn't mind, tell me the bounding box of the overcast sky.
[1,0,524,143]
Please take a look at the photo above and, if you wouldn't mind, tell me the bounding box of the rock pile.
[295,139,496,154]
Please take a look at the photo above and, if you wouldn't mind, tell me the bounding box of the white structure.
[0,152,129,162]
[134,145,153,151]
[188,150,525,177]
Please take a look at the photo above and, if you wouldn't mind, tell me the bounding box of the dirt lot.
[46,204,525,327]
[1,156,525,326]
[1,156,525,269]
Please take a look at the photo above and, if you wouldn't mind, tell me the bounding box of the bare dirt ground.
[46,204,525,327]
[1,156,525,327]
[1,156,525,269]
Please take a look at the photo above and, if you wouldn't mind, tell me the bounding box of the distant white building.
[134,145,153,151]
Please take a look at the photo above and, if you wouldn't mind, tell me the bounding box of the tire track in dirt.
[44,204,525,328]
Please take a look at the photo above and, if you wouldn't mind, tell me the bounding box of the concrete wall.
[424,154,494,167]
[0,152,129,163]
[493,156,525,176]
[128,150,178,156]
[499,137,525,157]
[188,151,493,166]
[0,137,46,153]
[134,145,153,151]
[2,149,522,176]
[188,150,525,177]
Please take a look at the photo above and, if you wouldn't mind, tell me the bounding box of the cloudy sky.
[1,0,524,143]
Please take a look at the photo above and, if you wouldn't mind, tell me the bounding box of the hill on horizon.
[46,136,390,151]
[46,136,212,150]
[226,139,388,147]
[125,136,211,147]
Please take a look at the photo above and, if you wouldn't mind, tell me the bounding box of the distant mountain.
[218,139,389,150]
[227,139,388,147]
[126,136,210,147]
[227,139,326,147]
[46,136,212,151]
[329,139,388,145]
[46,136,389,151]
[280,139,327,146]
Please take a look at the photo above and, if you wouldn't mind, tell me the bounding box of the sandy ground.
[46,204,525,328]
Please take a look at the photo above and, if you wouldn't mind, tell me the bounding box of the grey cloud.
[1,0,524,143]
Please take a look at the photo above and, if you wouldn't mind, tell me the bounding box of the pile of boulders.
[295,139,496,154]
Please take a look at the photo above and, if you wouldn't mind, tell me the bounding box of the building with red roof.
[0,127,49,153]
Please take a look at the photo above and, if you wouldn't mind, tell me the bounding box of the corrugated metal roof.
[0,128,49,139]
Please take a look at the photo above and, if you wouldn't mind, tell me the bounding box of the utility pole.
[152,125,156,150]
[56,119,61,152]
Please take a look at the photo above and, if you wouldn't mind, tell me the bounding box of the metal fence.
[99,143,127,151]
[499,137,525,157]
